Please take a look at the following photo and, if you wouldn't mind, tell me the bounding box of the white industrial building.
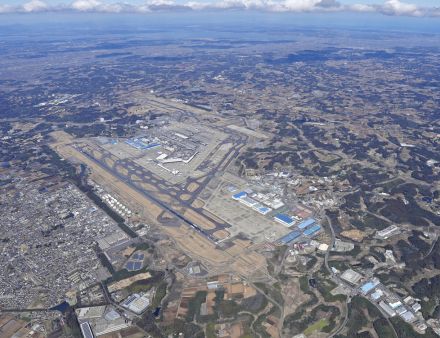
[121,293,151,314]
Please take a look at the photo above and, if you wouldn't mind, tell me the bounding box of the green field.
[304,319,329,336]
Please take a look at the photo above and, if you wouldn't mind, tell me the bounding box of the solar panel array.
[126,261,143,271]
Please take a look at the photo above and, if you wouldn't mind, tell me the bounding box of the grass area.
[186,291,207,322]
[254,282,284,306]
[345,296,384,337]
[299,276,310,292]
[118,270,164,295]
[219,300,241,317]
[373,318,396,338]
[252,305,278,338]
[391,317,438,338]
[151,281,167,308]
[127,281,153,293]
[421,298,437,319]
[328,260,350,272]
[133,242,150,251]
[303,319,329,336]
[284,303,339,335]
[205,323,216,338]
[357,297,382,318]
[316,278,346,303]
[105,267,150,284]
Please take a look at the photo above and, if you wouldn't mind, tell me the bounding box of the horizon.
[0,0,440,17]
[1,11,440,35]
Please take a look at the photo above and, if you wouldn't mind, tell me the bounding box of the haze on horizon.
[0,0,440,18]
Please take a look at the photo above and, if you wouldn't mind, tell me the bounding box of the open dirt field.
[50,130,74,144]
[182,209,217,231]
[213,229,230,240]
[231,252,268,277]
[225,239,253,256]
[340,229,367,242]
[138,182,159,192]
[187,182,199,192]
[163,225,231,266]
[191,199,205,208]
[117,166,129,176]
[107,272,152,293]
[179,194,191,201]
[201,210,225,224]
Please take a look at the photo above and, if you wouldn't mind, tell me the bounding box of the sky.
[0,0,439,17]
[1,0,438,4]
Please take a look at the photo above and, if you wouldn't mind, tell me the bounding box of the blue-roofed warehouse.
[297,218,316,229]
[274,213,295,227]
[232,191,247,200]
[360,280,380,295]
[277,230,302,245]
[257,206,271,215]
[303,224,321,236]
[125,138,160,150]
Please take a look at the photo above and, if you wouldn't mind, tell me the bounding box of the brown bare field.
[50,130,74,144]
[282,278,309,316]
[231,252,267,277]
[340,229,367,242]
[100,327,145,338]
[228,283,244,295]
[230,323,245,338]
[138,182,159,192]
[92,149,104,160]
[265,320,280,338]
[201,210,225,224]
[0,316,27,338]
[131,174,141,181]
[213,229,230,240]
[163,225,231,266]
[153,192,172,204]
[225,239,252,255]
[122,246,136,257]
[143,93,215,116]
[187,182,199,192]
[243,284,257,298]
[104,157,115,167]
[107,272,152,292]
[206,291,216,315]
[117,166,129,176]
[183,209,217,230]
[180,194,191,201]
[191,199,205,208]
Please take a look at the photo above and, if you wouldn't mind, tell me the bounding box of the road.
[323,213,352,337]
[324,213,401,338]
[250,281,285,337]
[329,296,351,338]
